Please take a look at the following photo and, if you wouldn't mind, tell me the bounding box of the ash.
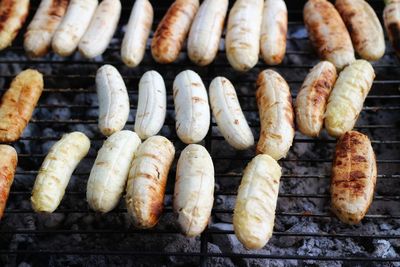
[1,14,400,267]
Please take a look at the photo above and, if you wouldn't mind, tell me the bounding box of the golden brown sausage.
[0,69,44,142]
[331,131,377,224]
[0,145,17,219]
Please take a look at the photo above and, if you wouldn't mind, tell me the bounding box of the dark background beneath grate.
[0,0,399,266]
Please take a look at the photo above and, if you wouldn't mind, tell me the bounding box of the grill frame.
[0,0,399,266]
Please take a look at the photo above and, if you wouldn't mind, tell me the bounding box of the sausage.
[134,70,167,140]
[0,69,44,143]
[96,64,130,136]
[52,0,98,57]
[331,131,376,224]
[24,0,69,58]
[233,154,282,249]
[325,60,375,137]
[303,0,355,69]
[121,0,153,67]
[260,0,287,65]
[209,77,254,150]
[151,0,199,64]
[87,130,141,213]
[126,136,175,228]
[173,70,210,144]
[31,132,90,213]
[0,0,29,51]
[0,145,17,219]
[295,61,337,137]
[384,0,400,58]
[187,0,228,66]
[256,69,294,160]
[78,0,121,59]
[336,0,385,61]
[225,0,263,71]
[174,144,214,237]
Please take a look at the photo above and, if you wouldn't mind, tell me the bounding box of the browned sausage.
[384,0,400,58]
[0,69,44,142]
[331,131,377,224]
[0,145,17,219]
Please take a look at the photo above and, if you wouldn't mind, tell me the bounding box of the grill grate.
[0,0,399,266]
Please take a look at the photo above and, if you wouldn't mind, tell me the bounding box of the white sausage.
[173,70,210,144]
[96,64,130,136]
[134,70,166,140]
[31,132,90,213]
[87,130,141,213]
[121,0,153,67]
[209,77,254,150]
[174,144,214,237]
[79,0,121,58]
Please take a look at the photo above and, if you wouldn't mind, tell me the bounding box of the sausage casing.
[256,69,294,160]
[336,0,385,61]
[174,144,214,237]
[24,0,69,57]
[0,145,17,219]
[325,60,375,137]
[233,154,282,249]
[87,130,141,213]
[331,131,376,224]
[31,132,90,213]
[151,0,199,64]
[0,69,44,143]
[225,0,263,71]
[295,61,337,137]
[260,0,287,65]
[303,0,355,69]
[0,0,29,51]
[384,0,400,58]
[126,136,175,228]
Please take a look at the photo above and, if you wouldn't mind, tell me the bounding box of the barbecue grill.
[1,0,399,266]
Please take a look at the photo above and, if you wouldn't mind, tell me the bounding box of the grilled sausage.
[134,70,166,140]
[187,0,228,66]
[295,61,337,137]
[126,136,175,228]
[209,77,254,150]
[31,132,90,213]
[24,0,69,58]
[0,145,17,219]
[303,0,355,69]
[233,154,282,249]
[52,0,98,57]
[121,0,153,67]
[384,0,400,58]
[174,144,214,237]
[96,64,130,136]
[87,130,141,213]
[225,0,263,72]
[256,69,294,160]
[325,60,375,137]
[78,0,121,58]
[173,70,210,144]
[0,69,44,143]
[260,0,287,65]
[151,0,199,64]
[336,0,385,61]
[331,131,376,224]
[0,0,29,51]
